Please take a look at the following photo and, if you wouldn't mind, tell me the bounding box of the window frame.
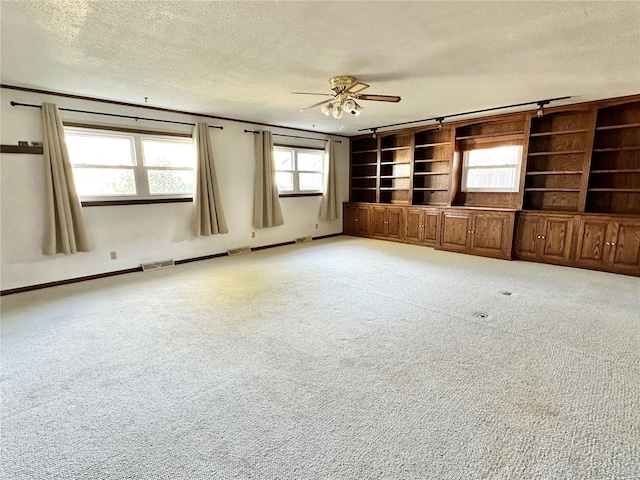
[64,125,195,205]
[273,144,325,197]
[461,143,524,193]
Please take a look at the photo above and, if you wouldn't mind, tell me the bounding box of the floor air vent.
[295,236,313,244]
[227,246,251,256]
[141,259,175,272]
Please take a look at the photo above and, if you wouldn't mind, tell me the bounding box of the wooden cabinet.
[404,207,439,246]
[437,208,515,259]
[514,213,575,264]
[575,216,640,275]
[343,203,371,237]
[372,206,404,240]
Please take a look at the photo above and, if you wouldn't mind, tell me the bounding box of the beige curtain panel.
[192,122,228,236]
[41,103,92,255]
[320,139,339,221]
[253,130,284,228]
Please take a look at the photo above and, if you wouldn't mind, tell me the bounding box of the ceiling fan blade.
[355,94,401,103]
[345,82,370,94]
[299,99,332,112]
[291,92,333,96]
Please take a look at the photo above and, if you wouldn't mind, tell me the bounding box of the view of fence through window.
[274,146,324,194]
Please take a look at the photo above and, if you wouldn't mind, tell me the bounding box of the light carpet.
[1,236,639,479]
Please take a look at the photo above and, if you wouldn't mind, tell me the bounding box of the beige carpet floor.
[1,236,639,479]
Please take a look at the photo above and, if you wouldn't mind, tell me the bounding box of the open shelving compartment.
[350,136,378,203]
[586,101,640,215]
[523,109,593,212]
[412,127,452,206]
[379,132,413,204]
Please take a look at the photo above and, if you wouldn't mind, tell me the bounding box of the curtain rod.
[243,129,341,143]
[358,96,572,133]
[10,101,224,130]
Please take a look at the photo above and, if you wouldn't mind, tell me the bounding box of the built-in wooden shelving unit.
[586,101,640,215]
[412,127,452,206]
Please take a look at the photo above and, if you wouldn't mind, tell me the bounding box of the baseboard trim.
[0,233,344,296]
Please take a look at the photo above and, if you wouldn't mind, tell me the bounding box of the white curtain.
[192,122,228,236]
[320,139,339,221]
[253,130,284,228]
[41,103,92,255]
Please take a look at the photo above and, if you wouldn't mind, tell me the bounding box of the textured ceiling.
[1,1,639,135]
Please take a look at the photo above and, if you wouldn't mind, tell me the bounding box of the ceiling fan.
[293,75,401,119]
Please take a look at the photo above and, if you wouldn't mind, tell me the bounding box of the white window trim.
[274,145,325,195]
[65,126,195,203]
[461,145,523,193]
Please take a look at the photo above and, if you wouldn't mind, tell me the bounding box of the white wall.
[0,88,349,290]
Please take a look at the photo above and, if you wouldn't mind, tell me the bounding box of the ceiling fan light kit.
[294,75,400,119]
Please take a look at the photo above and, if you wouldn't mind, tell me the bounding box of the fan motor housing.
[329,75,357,92]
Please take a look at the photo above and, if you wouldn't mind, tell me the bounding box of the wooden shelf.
[525,188,581,192]
[529,129,588,137]
[588,188,640,193]
[413,187,448,191]
[455,132,523,141]
[352,176,377,179]
[593,146,640,152]
[352,187,376,191]
[413,172,450,176]
[590,169,640,174]
[379,187,410,191]
[526,171,583,175]
[380,161,411,166]
[352,162,378,167]
[596,123,640,131]
[528,150,586,156]
[352,149,377,154]
[1,144,43,154]
[380,146,411,152]
[414,159,450,163]
[415,142,450,148]
[380,175,410,179]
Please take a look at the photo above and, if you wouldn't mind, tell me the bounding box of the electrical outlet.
[109,251,117,260]
[251,231,255,238]
[315,224,318,229]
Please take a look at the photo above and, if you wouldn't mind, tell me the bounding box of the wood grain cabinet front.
[514,213,575,264]
[404,207,439,246]
[343,203,371,237]
[437,208,515,259]
[372,206,404,240]
[575,216,640,275]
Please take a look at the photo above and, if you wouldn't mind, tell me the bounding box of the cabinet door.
[539,216,574,263]
[575,218,612,268]
[423,210,439,246]
[472,213,512,259]
[609,221,640,275]
[514,214,544,260]
[356,205,371,236]
[386,207,404,240]
[343,204,358,235]
[372,207,387,237]
[405,208,424,243]
[438,211,472,252]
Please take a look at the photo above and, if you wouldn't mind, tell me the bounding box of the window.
[462,145,523,192]
[65,127,195,202]
[274,146,324,195]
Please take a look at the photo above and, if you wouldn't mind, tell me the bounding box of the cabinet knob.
[384,221,389,224]
[611,243,616,246]
[541,236,546,239]
[354,218,359,222]
[606,242,610,245]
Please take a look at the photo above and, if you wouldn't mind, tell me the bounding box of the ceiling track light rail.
[358,96,571,134]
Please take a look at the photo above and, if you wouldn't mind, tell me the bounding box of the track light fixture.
[371,128,378,139]
[359,96,571,134]
[536,101,550,118]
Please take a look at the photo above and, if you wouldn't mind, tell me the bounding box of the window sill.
[81,198,193,207]
[279,192,323,198]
